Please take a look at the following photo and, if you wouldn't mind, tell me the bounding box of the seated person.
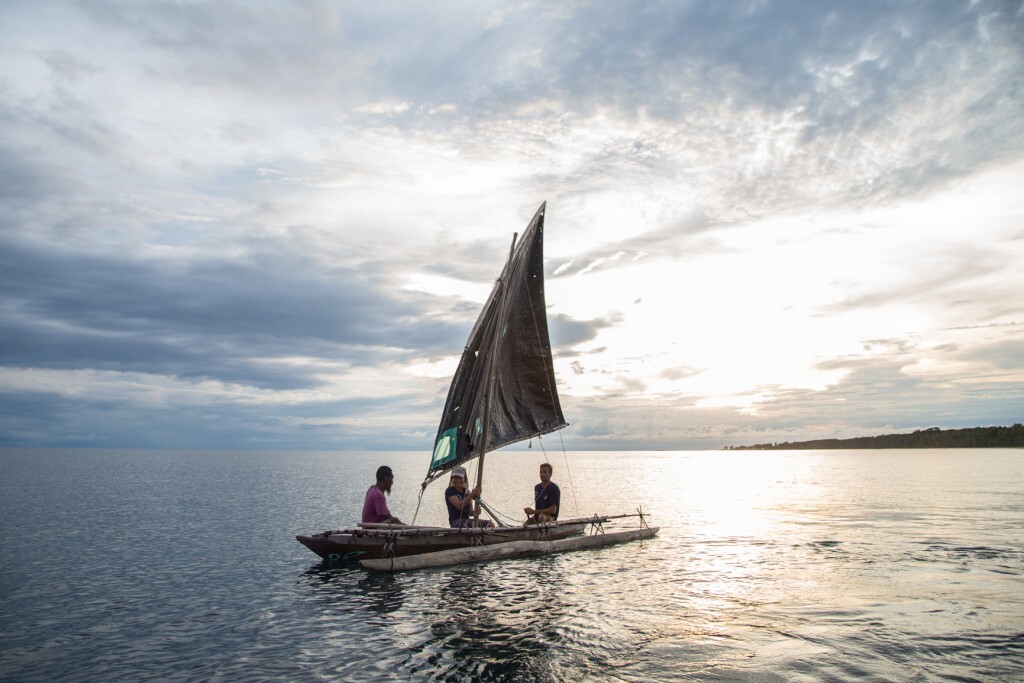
[362,465,404,524]
[445,466,492,528]
[523,463,560,524]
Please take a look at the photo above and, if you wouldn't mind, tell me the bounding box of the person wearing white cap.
[445,466,491,528]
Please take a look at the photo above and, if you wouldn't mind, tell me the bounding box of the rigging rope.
[556,431,580,518]
[412,487,425,525]
[413,438,581,526]
[470,459,534,526]
[537,433,579,519]
[519,217,579,520]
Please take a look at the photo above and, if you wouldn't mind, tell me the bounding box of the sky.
[1,1,1022,451]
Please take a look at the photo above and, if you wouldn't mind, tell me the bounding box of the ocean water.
[1,448,1022,682]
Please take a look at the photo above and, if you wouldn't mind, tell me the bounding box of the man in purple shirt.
[362,465,404,525]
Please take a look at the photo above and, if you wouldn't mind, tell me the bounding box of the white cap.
[452,466,467,478]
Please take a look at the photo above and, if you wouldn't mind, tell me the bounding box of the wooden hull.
[296,521,588,562]
[361,526,659,571]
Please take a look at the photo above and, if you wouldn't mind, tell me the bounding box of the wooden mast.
[473,230,519,528]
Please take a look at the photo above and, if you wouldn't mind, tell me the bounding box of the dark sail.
[425,203,566,485]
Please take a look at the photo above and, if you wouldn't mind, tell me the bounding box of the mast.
[474,231,518,528]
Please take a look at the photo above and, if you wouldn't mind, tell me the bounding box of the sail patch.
[431,428,459,469]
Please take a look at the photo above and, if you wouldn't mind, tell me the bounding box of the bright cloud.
[0,0,1022,449]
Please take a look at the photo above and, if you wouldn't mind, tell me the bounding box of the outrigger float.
[296,512,656,570]
[359,515,656,572]
[296,203,658,570]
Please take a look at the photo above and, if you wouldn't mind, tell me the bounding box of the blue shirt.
[533,482,560,519]
[445,486,471,527]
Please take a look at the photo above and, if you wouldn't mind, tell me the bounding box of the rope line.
[412,487,425,525]
[557,429,580,518]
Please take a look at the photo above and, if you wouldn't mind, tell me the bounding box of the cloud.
[0,229,469,389]
[0,0,1021,449]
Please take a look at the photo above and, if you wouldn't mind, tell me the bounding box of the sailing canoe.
[296,203,658,565]
[296,518,591,562]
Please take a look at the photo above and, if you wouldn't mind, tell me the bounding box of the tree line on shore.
[724,424,1024,450]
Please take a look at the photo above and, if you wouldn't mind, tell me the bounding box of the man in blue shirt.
[524,463,560,523]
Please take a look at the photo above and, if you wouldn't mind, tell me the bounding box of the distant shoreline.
[724,424,1024,450]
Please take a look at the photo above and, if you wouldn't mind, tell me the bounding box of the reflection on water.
[420,563,569,680]
[2,448,1022,681]
[301,563,406,619]
[300,556,578,680]
[285,450,1024,681]
[357,573,406,617]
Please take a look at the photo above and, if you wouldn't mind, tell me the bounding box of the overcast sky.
[1,1,1022,451]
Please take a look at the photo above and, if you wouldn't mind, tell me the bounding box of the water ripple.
[3,449,1024,681]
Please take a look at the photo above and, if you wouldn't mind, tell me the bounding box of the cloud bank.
[1,0,1022,449]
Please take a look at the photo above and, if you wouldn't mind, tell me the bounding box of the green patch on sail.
[431,428,459,469]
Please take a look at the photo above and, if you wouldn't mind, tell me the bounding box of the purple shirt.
[362,485,392,523]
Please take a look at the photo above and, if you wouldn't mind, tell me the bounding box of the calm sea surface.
[1,448,1022,681]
